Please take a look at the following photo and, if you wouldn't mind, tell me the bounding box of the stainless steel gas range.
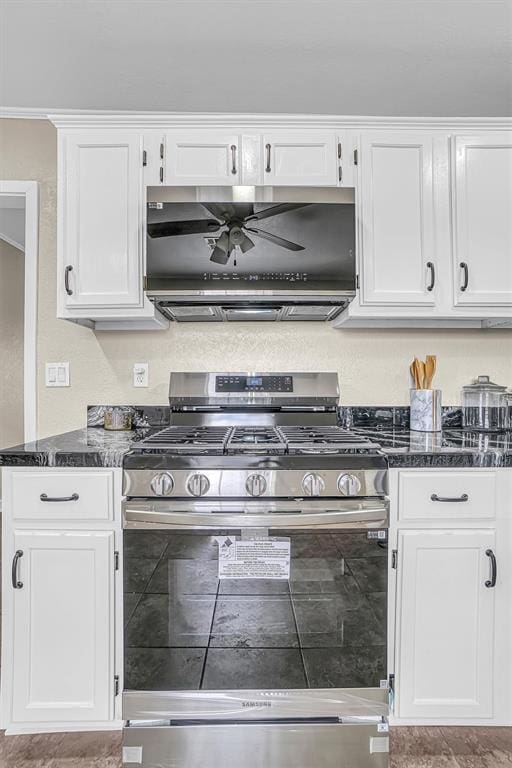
[122,373,390,768]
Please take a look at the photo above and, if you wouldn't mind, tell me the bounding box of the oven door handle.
[123,501,388,530]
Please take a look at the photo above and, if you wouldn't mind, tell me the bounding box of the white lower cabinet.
[8,530,115,725]
[395,529,496,720]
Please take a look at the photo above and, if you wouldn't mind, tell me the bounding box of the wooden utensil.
[410,360,418,389]
[416,359,426,390]
[410,357,423,389]
[424,355,437,389]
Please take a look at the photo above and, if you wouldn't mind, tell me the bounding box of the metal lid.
[462,375,507,393]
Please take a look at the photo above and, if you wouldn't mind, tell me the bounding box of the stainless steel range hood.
[145,186,356,322]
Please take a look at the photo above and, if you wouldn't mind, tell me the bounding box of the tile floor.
[0,726,511,767]
[123,530,388,692]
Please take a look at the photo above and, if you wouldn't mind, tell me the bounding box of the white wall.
[0,239,24,449]
[1,0,511,116]
[1,118,512,439]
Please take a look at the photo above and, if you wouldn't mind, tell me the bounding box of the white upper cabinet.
[451,134,512,307]
[164,131,241,185]
[9,530,115,725]
[261,131,338,186]
[60,131,144,309]
[395,529,496,720]
[358,132,437,306]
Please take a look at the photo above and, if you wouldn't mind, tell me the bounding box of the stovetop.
[135,424,381,457]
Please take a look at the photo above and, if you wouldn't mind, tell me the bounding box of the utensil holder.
[410,389,442,432]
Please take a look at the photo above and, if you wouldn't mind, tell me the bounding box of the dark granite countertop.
[1,425,511,469]
[0,427,150,468]
[351,427,512,468]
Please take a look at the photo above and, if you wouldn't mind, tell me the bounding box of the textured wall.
[1,119,512,439]
[0,239,24,448]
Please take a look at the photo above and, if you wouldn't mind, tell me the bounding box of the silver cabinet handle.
[265,143,271,173]
[40,493,79,502]
[64,265,73,295]
[426,261,435,291]
[12,550,23,589]
[430,493,469,503]
[460,261,469,292]
[230,145,237,175]
[485,549,497,588]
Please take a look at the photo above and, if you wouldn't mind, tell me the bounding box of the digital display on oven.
[246,377,263,387]
[216,375,294,392]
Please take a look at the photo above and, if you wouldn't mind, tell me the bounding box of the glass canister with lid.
[461,375,507,431]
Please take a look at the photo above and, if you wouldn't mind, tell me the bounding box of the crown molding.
[1,107,511,130]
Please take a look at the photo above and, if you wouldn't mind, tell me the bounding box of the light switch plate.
[133,362,149,387]
[45,362,70,387]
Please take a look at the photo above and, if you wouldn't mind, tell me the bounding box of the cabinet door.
[395,529,495,720]
[164,131,240,185]
[9,530,115,724]
[62,131,143,309]
[262,131,338,186]
[452,134,512,306]
[359,132,436,306]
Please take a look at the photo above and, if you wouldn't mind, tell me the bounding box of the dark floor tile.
[367,592,387,627]
[163,533,222,560]
[330,532,388,559]
[202,648,307,689]
[218,577,290,596]
[287,534,340,559]
[0,729,122,765]
[124,593,142,627]
[210,595,299,648]
[303,646,386,688]
[123,531,169,559]
[124,647,205,691]
[146,558,219,595]
[346,557,388,593]
[123,557,159,593]
[125,593,216,648]
[289,557,361,601]
[293,594,385,648]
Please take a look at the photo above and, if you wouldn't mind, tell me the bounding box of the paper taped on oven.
[215,536,291,580]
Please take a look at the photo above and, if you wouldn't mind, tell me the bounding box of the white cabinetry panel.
[358,132,436,306]
[10,530,115,724]
[396,529,495,720]
[452,134,512,306]
[164,131,240,185]
[262,131,338,186]
[62,132,143,309]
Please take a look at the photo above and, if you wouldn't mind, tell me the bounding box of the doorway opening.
[0,181,38,448]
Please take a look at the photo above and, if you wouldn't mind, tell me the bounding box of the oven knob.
[246,474,267,497]
[187,473,210,497]
[337,473,362,496]
[302,473,325,496]
[150,472,174,496]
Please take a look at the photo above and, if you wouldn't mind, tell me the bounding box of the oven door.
[123,498,388,727]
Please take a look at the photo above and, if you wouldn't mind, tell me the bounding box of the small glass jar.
[461,375,507,432]
[104,406,133,431]
[505,391,512,431]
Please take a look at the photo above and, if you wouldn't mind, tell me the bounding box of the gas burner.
[227,427,286,455]
[277,426,381,454]
[139,426,232,454]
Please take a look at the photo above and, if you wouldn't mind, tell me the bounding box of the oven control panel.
[215,375,293,393]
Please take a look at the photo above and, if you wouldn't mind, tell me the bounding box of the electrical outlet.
[133,363,149,387]
[45,362,70,387]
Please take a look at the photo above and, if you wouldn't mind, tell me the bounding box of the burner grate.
[277,426,381,454]
[139,426,232,454]
[227,427,287,455]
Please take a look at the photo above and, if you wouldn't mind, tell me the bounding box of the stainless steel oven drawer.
[123,721,388,768]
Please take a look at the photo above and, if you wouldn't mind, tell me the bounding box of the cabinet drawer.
[398,470,496,521]
[9,470,115,522]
